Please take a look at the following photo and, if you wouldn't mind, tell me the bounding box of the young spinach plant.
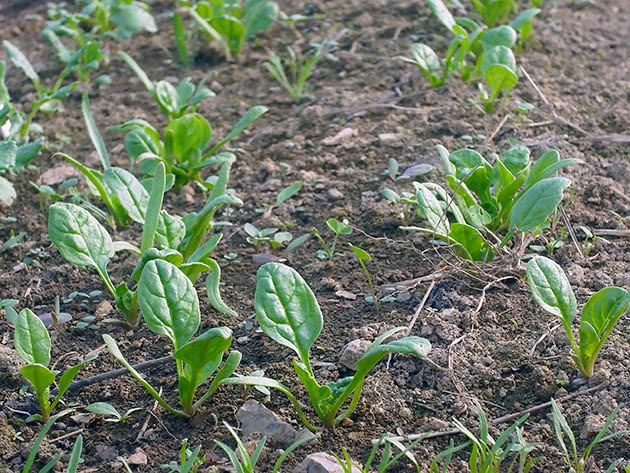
[402,145,578,261]
[526,256,630,378]
[551,399,630,473]
[118,51,215,121]
[349,244,378,310]
[103,260,241,418]
[224,263,431,431]
[49,159,241,326]
[188,0,279,59]
[216,422,316,473]
[13,308,96,422]
[312,218,352,260]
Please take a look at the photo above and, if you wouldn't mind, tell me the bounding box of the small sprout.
[349,244,379,311]
[87,402,143,423]
[312,218,352,260]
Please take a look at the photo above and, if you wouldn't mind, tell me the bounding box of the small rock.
[580,414,605,440]
[0,346,25,387]
[339,339,371,371]
[335,290,357,301]
[127,448,148,465]
[236,400,299,447]
[378,133,404,146]
[322,128,357,146]
[423,417,449,431]
[95,300,113,318]
[327,189,344,200]
[294,452,361,473]
[210,80,223,92]
[400,407,413,420]
[37,165,81,186]
[96,444,119,462]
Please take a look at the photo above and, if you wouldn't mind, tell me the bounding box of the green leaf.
[485,64,518,98]
[0,175,16,206]
[14,308,51,366]
[111,4,157,39]
[502,145,530,176]
[3,41,40,91]
[20,364,55,397]
[415,184,449,235]
[510,177,571,231]
[51,355,96,411]
[206,258,238,317]
[142,161,166,253]
[0,141,17,170]
[526,256,576,322]
[578,288,630,377]
[82,91,110,170]
[138,260,200,350]
[448,223,492,262]
[255,263,322,369]
[426,0,456,31]
[167,113,212,162]
[326,218,352,236]
[349,244,370,262]
[66,435,83,473]
[87,402,121,418]
[244,0,278,38]
[174,327,232,386]
[156,210,186,250]
[207,106,267,156]
[103,167,149,224]
[48,202,113,277]
[276,182,302,205]
[481,25,517,51]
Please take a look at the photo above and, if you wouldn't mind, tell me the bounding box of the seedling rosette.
[527,256,630,378]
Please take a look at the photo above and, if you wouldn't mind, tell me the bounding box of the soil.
[1,0,630,472]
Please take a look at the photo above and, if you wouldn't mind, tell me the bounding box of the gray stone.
[327,188,344,200]
[339,339,371,370]
[236,400,298,447]
[294,452,361,473]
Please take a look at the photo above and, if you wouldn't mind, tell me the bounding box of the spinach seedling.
[551,399,630,473]
[224,263,431,430]
[13,308,97,422]
[118,51,215,121]
[312,218,352,260]
[86,402,143,423]
[264,42,332,103]
[402,145,578,261]
[216,422,317,473]
[349,244,378,310]
[188,0,279,59]
[49,159,241,325]
[104,260,241,418]
[3,41,77,138]
[526,256,630,378]
[472,0,517,27]
[511,8,540,50]
[453,402,538,473]
[161,438,205,473]
[46,0,157,42]
[111,102,266,190]
[22,413,84,473]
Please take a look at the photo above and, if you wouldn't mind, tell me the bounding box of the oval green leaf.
[14,308,51,366]
[255,263,322,367]
[526,256,576,322]
[511,177,571,231]
[138,260,200,349]
[48,203,113,276]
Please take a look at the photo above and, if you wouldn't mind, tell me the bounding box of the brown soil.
[1,0,630,472]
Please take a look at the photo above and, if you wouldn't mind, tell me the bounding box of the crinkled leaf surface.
[526,256,576,322]
[14,308,51,366]
[255,263,322,366]
[138,260,200,349]
[48,203,113,275]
